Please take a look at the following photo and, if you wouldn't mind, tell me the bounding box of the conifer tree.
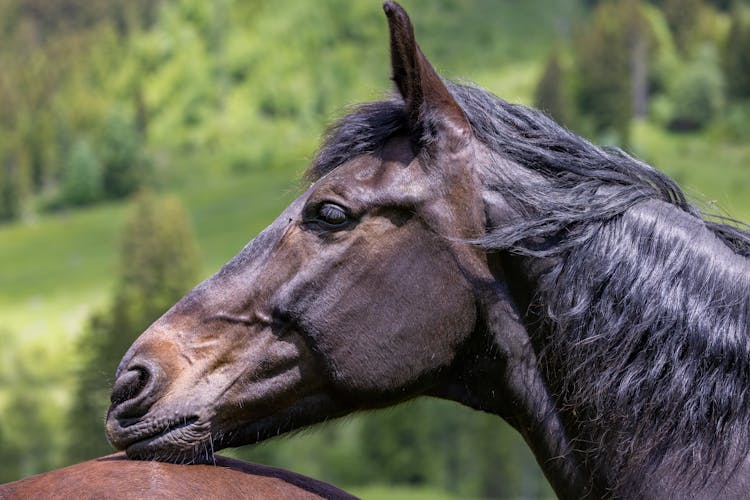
[663,0,703,54]
[724,7,750,100]
[99,111,149,199]
[65,191,201,462]
[61,139,102,207]
[0,149,28,222]
[574,0,649,145]
[0,334,61,481]
[534,52,569,125]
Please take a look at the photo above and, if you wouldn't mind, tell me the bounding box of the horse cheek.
[306,245,476,403]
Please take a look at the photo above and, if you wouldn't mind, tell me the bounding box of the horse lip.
[108,414,204,454]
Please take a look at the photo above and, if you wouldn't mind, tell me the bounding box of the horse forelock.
[307,99,407,181]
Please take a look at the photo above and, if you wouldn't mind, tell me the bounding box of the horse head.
[106,3,603,498]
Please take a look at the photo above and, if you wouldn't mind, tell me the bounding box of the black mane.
[451,83,750,494]
[311,82,750,494]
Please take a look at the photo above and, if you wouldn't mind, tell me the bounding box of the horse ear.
[383,1,470,150]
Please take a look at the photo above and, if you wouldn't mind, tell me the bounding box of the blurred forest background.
[1,0,749,498]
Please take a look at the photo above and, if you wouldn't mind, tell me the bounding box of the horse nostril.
[110,366,150,406]
[108,358,167,421]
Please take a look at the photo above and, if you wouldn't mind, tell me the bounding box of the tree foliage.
[723,7,750,100]
[0,142,29,221]
[99,110,150,199]
[534,52,570,125]
[357,402,546,498]
[574,0,645,144]
[668,47,725,130]
[14,0,161,38]
[0,335,62,483]
[61,139,102,207]
[233,398,552,499]
[0,0,159,222]
[663,0,704,53]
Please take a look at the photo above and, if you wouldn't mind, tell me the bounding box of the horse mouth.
[109,415,214,463]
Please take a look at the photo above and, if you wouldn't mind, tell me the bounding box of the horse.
[102,2,750,498]
[0,453,355,499]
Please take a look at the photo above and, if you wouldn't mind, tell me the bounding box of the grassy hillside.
[0,165,296,340]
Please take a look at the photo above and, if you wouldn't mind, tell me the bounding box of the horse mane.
[310,82,750,494]
[448,83,750,494]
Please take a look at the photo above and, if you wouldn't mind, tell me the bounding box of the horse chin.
[106,412,212,464]
[111,392,347,464]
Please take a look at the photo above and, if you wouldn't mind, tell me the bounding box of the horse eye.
[316,203,350,228]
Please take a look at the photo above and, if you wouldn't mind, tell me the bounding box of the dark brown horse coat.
[0,453,355,499]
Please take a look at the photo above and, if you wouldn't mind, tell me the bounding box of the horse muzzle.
[104,347,208,461]
[103,307,342,463]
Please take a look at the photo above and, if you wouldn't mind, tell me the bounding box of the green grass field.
[346,484,483,500]
[0,161,299,340]
[632,121,750,222]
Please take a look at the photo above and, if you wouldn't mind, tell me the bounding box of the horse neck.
[518,199,750,496]
[436,256,592,499]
